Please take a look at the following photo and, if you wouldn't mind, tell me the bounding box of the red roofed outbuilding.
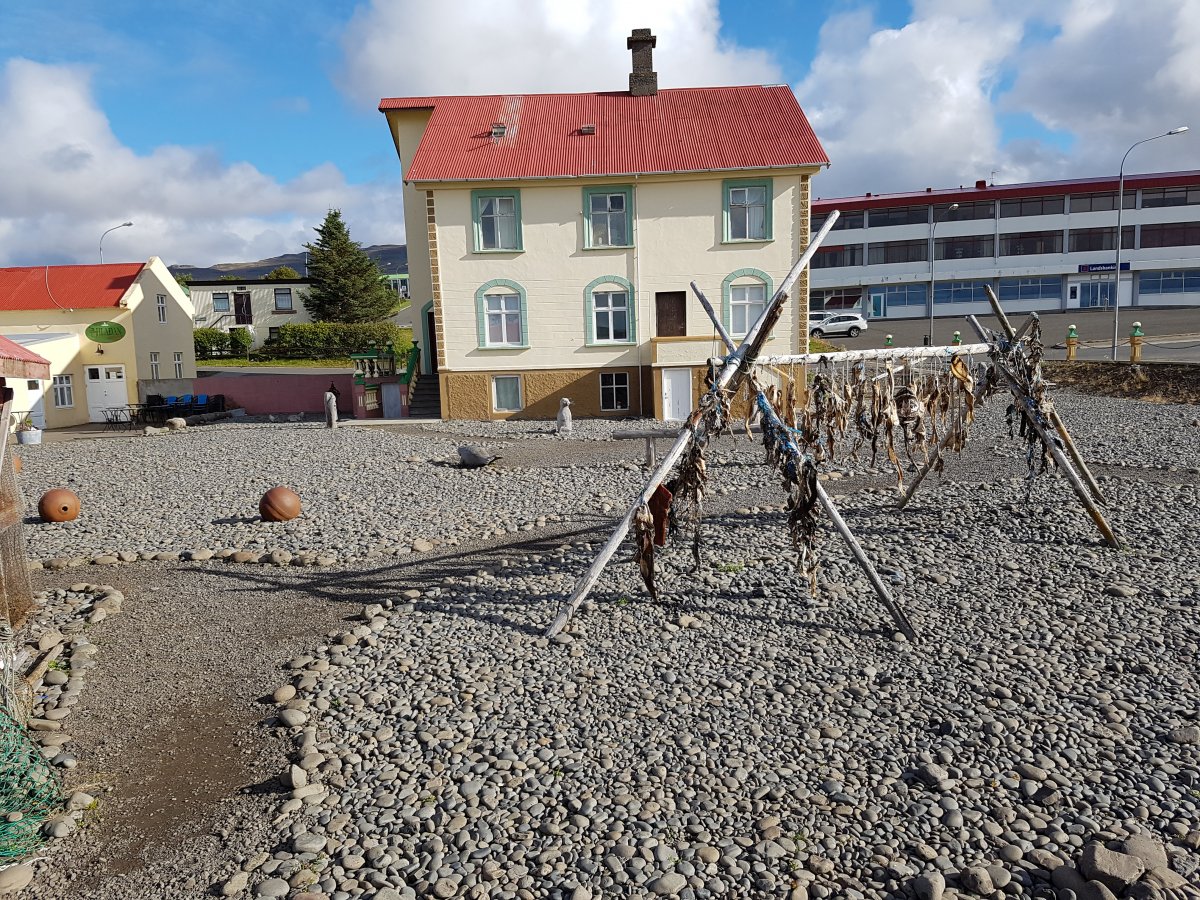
[379,29,829,421]
[0,258,196,429]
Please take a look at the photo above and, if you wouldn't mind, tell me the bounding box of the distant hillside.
[170,245,407,281]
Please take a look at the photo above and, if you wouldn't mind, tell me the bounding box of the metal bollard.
[1129,322,1144,364]
[1066,324,1078,362]
[885,334,894,347]
[951,331,962,346]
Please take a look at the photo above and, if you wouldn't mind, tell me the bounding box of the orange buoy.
[11,455,21,474]
[260,486,301,522]
[39,488,80,523]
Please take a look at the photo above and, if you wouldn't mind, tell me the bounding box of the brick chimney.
[627,28,658,96]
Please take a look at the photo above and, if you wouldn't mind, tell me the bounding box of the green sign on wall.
[85,321,127,344]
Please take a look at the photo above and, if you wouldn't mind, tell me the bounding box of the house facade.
[809,170,1200,322]
[188,278,309,348]
[0,258,195,428]
[380,30,829,421]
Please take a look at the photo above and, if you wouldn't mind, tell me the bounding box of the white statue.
[556,397,573,435]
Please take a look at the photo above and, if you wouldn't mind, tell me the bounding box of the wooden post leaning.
[542,213,842,638]
[982,286,1106,505]
[966,314,1121,549]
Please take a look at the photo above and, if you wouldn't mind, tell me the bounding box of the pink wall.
[196,372,356,416]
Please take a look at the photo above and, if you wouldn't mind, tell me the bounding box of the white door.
[25,380,46,429]
[661,368,692,422]
[85,365,127,422]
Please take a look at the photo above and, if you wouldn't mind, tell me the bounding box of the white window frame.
[52,374,74,408]
[173,351,183,378]
[484,293,523,347]
[157,294,167,323]
[492,375,523,412]
[273,288,294,311]
[149,352,160,380]
[600,371,630,411]
[592,290,630,343]
[729,283,766,337]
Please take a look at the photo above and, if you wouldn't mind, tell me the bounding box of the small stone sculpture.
[39,488,80,523]
[166,417,187,432]
[457,446,499,469]
[556,397,573,435]
[260,486,302,522]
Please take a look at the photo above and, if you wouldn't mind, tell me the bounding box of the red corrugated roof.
[380,86,829,181]
[814,170,1200,213]
[0,264,144,312]
[0,334,51,380]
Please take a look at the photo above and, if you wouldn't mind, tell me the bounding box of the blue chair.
[195,393,210,412]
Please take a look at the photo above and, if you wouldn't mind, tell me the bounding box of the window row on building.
[813,221,1200,268]
[147,351,187,380]
[812,188,1200,232]
[210,288,296,313]
[812,269,1200,313]
[473,270,773,349]
[491,370,631,414]
[470,180,775,254]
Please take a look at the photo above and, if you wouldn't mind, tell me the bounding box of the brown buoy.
[39,488,80,523]
[259,486,301,522]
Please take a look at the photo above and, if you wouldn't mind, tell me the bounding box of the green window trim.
[722,177,774,243]
[471,189,523,253]
[721,268,774,336]
[474,279,529,349]
[583,275,637,346]
[582,185,635,249]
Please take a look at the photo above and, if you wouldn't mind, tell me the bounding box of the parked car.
[810,312,868,338]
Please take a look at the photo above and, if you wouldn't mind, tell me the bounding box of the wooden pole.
[965,316,1121,549]
[980,290,1106,505]
[896,429,954,509]
[543,212,842,637]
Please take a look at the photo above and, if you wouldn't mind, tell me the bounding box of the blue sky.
[0,0,1195,266]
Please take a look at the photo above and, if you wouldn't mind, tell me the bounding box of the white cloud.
[337,0,782,104]
[0,58,404,267]
[798,0,1199,200]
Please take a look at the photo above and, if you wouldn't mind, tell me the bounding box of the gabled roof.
[813,170,1200,213]
[0,334,51,380]
[380,86,829,182]
[0,264,145,312]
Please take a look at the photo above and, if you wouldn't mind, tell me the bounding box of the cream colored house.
[0,258,196,428]
[188,278,309,348]
[380,29,829,421]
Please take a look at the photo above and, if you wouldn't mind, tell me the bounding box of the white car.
[810,312,868,338]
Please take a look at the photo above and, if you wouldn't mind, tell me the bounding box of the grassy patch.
[197,358,354,368]
[808,336,845,353]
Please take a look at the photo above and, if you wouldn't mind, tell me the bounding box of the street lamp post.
[928,203,958,345]
[99,221,133,264]
[1111,126,1188,360]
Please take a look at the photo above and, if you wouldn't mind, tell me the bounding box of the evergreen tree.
[265,265,300,280]
[301,210,397,323]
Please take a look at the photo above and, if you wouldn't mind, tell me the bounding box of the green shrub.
[228,328,253,355]
[268,322,412,359]
[193,327,231,359]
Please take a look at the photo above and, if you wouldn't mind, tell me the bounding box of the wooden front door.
[234,293,253,325]
[655,291,686,337]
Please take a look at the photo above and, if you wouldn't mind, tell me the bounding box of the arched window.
[584,275,636,345]
[721,268,774,337]
[474,279,528,348]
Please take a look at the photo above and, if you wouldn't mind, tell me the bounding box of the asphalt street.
[834,305,1200,363]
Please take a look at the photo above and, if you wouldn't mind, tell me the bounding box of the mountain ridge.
[169,244,407,281]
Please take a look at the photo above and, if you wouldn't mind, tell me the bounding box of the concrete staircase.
[408,376,442,419]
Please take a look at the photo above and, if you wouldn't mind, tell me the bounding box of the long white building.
[809,170,1200,322]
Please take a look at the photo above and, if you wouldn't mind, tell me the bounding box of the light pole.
[1111,126,1188,360]
[928,203,958,345]
[99,221,133,264]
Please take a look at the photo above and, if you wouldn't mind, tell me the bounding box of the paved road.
[833,305,1200,363]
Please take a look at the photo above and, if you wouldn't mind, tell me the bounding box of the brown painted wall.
[440,367,645,421]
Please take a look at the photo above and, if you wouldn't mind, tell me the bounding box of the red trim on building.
[380,86,829,181]
[0,264,144,311]
[814,170,1200,214]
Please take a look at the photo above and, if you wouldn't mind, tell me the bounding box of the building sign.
[1078,263,1130,273]
[85,321,127,343]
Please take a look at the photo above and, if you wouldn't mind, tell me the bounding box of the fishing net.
[0,705,61,859]
[1,450,35,628]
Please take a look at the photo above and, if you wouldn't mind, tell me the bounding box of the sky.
[0,0,1196,268]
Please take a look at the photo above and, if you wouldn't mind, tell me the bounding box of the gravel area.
[5,390,1200,899]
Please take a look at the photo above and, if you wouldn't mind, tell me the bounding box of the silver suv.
[810,312,868,338]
